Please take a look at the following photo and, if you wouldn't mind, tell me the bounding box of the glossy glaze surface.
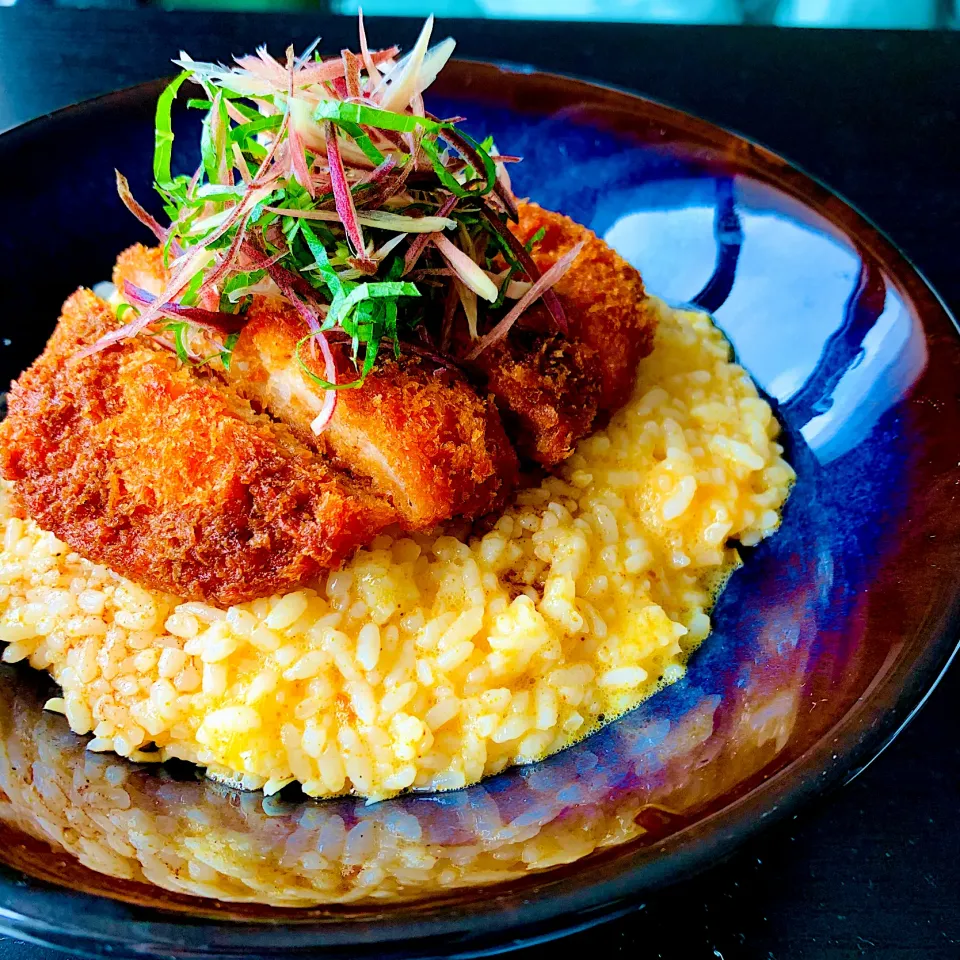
[0,63,957,959]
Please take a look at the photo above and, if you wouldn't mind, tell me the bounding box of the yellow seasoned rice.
[0,299,793,802]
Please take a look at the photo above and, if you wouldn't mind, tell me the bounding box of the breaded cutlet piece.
[511,201,657,413]
[112,243,519,528]
[113,243,221,312]
[462,203,657,467]
[460,325,603,466]
[0,289,397,606]
[113,243,167,297]
[230,301,519,528]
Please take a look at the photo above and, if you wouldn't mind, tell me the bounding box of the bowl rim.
[0,59,958,960]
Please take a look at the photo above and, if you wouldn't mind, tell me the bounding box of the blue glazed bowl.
[0,62,957,959]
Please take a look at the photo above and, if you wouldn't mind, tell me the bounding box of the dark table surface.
[0,8,958,959]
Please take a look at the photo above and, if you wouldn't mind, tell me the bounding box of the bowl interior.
[0,62,958,959]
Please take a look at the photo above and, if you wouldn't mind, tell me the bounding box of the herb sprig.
[96,15,579,435]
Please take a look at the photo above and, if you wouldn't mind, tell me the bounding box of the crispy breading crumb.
[232,301,519,528]
[464,202,658,466]
[0,289,397,605]
[512,201,657,412]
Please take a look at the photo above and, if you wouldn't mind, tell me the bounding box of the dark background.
[0,8,958,959]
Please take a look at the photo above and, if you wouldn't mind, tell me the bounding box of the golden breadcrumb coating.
[460,322,603,465]
[462,202,657,466]
[112,243,167,297]
[0,289,397,605]
[231,300,519,528]
[112,244,519,528]
[512,201,657,413]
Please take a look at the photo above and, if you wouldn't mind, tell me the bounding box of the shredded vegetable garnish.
[465,241,585,360]
[93,15,582,409]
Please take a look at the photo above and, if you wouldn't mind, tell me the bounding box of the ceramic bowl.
[0,62,957,959]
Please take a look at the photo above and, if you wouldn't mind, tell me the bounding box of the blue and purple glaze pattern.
[0,63,957,959]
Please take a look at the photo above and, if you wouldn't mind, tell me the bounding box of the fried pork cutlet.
[464,203,657,466]
[113,243,167,297]
[107,198,652,508]
[0,289,397,606]
[113,245,519,529]
[460,325,603,466]
[230,302,519,528]
[512,201,657,412]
